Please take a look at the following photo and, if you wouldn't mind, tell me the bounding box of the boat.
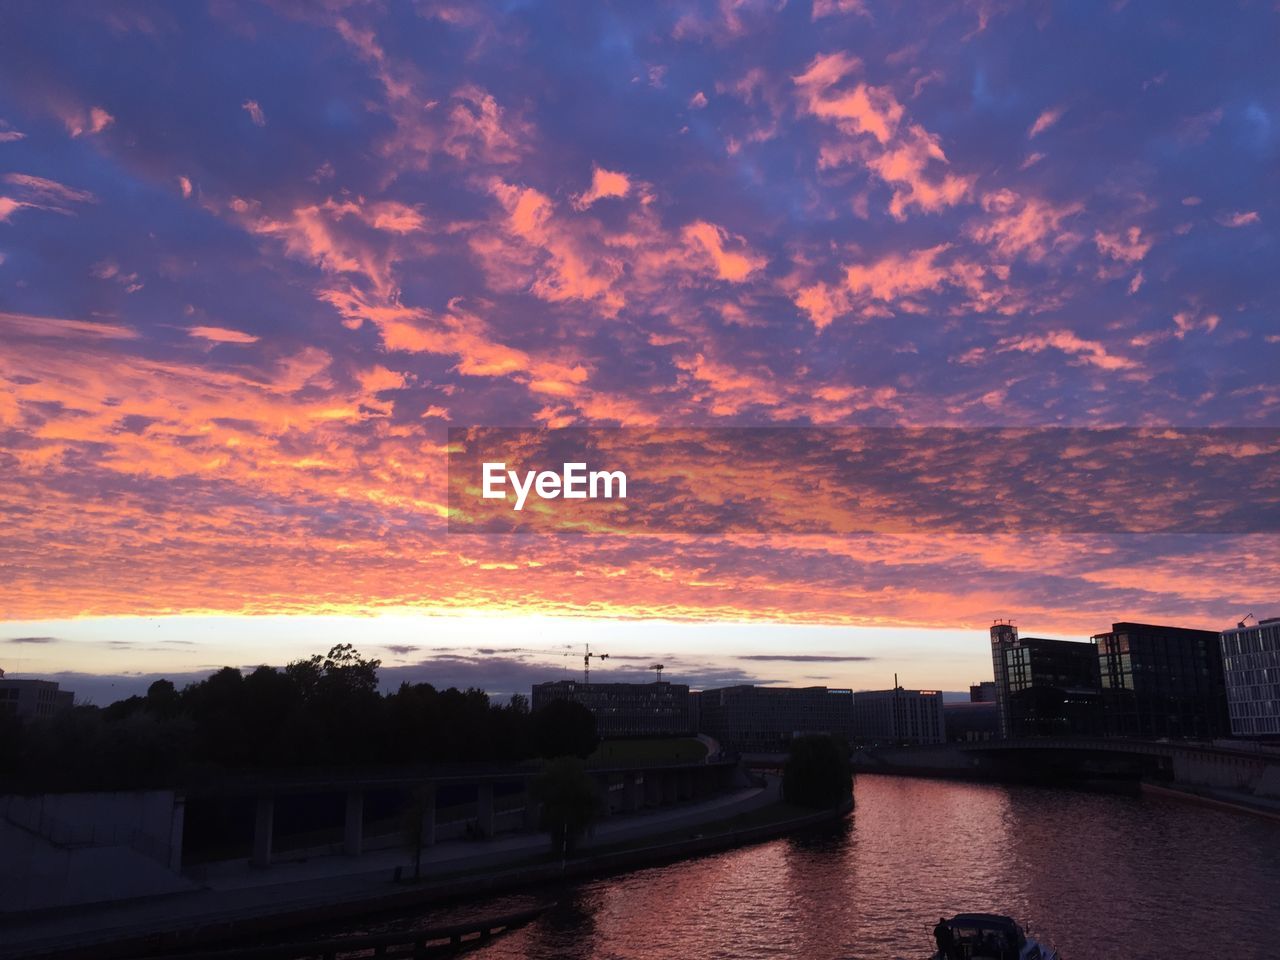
[929,912,1060,960]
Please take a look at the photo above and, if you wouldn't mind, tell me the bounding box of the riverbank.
[1140,780,1280,822]
[1,785,851,960]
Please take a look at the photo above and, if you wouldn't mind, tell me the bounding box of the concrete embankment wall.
[0,791,192,913]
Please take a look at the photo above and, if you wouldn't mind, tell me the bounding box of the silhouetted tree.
[532,757,603,857]
[401,785,435,881]
[532,698,599,759]
[782,734,853,809]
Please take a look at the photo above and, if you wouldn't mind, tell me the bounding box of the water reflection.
[350,775,1280,959]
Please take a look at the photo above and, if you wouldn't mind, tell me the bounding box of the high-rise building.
[0,677,74,720]
[1093,622,1229,739]
[532,680,693,738]
[1220,616,1280,738]
[696,685,853,753]
[989,620,1018,737]
[852,687,946,745]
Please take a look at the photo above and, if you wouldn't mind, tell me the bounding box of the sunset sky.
[1,1,1278,705]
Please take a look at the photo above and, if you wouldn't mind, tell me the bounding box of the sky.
[1,0,1278,704]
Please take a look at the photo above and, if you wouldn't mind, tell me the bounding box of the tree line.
[1,644,599,791]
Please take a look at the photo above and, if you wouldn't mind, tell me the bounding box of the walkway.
[1,783,775,960]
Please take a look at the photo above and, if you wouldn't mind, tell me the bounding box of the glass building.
[1219,616,1280,738]
[1002,636,1101,737]
[1092,622,1228,739]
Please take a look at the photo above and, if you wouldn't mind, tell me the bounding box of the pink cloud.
[795,53,972,218]
[241,99,266,126]
[0,311,138,340]
[1094,226,1151,263]
[61,105,113,138]
[3,173,95,206]
[1217,210,1260,227]
[968,189,1083,262]
[188,326,260,344]
[1028,105,1064,139]
[443,85,527,164]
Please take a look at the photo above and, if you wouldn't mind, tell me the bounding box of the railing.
[144,905,552,960]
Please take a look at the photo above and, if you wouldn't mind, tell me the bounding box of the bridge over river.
[845,737,1280,812]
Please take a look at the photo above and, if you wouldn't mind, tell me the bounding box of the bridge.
[850,737,1280,805]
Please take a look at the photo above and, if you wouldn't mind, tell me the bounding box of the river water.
[338,775,1280,959]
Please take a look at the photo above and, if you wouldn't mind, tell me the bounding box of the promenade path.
[1,782,775,960]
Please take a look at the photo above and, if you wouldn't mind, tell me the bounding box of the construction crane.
[650,663,665,682]
[582,643,609,684]
[1237,612,1257,629]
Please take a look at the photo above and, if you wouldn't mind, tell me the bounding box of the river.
[330,775,1280,959]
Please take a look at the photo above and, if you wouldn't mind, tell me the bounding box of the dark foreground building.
[531,680,694,737]
[989,623,1100,738]
[1093,622,1228,739]
[1004,636,1101,737]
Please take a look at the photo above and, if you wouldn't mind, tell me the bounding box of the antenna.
[650,663,665,682]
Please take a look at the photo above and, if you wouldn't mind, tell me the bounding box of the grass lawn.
[590,738,708,765]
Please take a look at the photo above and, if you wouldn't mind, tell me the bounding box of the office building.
[1220,616,1280,738]
[944,700,999,742]
[1093,622,1229,739]
[1002,636,1101,737]
[989,625,1101,738]
[697,685,853,753]
[532,680,693,737]
[0,677,74,720]
[969,681,998,703]
[852,687,946,745]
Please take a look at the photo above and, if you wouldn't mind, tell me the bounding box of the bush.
[782,734,852,808]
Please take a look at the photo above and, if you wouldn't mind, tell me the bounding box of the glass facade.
[1220,618,1280,738]
[1092,622,1229,739]
[1001,637,1100,737]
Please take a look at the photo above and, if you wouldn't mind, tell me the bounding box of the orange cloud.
[968,189,1083,262]
[572,167,632,210]
[681,221,767,282]
[999,329,1138,371]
